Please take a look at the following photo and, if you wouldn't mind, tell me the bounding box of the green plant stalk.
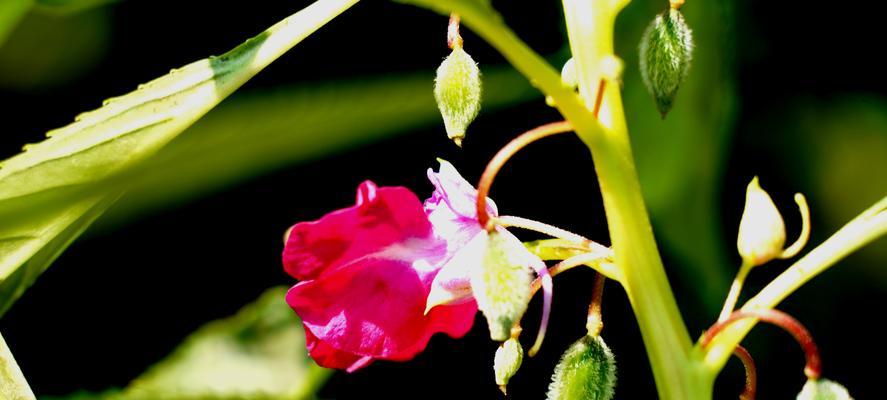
[703,195,887,371]
[440,0,701,397]
[560,0,706,398]
[1,332,35,400]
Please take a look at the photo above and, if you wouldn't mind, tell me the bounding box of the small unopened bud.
[639,8,693,117]
[434,46,482,147]
[494,337,524,393]
[797,378,853,400]
[737,177,786,266]
[471,231,533,341]
[561,58,578,89]
[547,335,617,400]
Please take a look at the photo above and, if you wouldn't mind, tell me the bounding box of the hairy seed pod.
[434,46,482,147]
[639,8,693,117]
[547,335,617,400]
[470,231,533,341]
[797,378,854,400]
[494,337,524,391]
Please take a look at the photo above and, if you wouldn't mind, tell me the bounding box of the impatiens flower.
[283,180,476,372]
[283,160,551,371]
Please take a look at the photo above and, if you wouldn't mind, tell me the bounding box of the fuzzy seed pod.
[434,46,482,147]
[547,335,617,400]
[470,231,533,341]
[494,337,524,391]
[639,8,693,117]
[797,378,854,400]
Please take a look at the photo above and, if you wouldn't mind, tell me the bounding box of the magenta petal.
[305,326,374,372]
[288,255,476,361]
[283,181,433,281]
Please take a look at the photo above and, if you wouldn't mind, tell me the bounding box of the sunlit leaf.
[50,287,328,400]
[0,0,360,317]
[1,332,35,400]
[100,67,534,225]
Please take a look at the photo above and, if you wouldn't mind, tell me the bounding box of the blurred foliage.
[99,67,534,226]
[0,6,111,90]
[0,2,360,317]
[47,287,329,400]
[618,0,737,310]
[758,95,887,272]
[0,0,30,47]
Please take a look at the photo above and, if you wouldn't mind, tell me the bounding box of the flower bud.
[494,337,524,392]
[639,8,693,117]
[434,46,482,147]
[561,58,578,89]
[737,177,786,266]
[797,378,853,400]
[470,231,533,341]
[547,335,617,400]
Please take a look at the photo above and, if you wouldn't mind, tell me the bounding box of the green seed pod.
[434,46,482,147]
[639,8,693,117]
[470,231,533,341]
[797,379,854,400]
[494,337,524,392]
[547,335,617,400]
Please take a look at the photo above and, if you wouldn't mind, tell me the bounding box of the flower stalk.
[703,309,821,380]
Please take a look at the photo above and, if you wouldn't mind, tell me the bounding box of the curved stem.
[702,309,821,380]
[779,193,811,260]
[718,260,753,322]
[586,273,607,336]
[732,345,757,400]
[496,215,611,254]
[476,121,573,228]
[447,13,462,49]
[703,196,887,371]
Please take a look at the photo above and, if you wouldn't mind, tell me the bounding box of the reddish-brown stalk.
[733,345,758,400]
[702,309,821,380]
[447,13,462,49]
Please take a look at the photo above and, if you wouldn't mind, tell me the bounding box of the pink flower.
[283,161,550,371]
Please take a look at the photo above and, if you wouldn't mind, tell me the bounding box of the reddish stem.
[733,345,758,400]
[702,309,821,380]
[447,13,463,49]
[476,121,574,229]
[593,79,606,118]
[586,273,606,336]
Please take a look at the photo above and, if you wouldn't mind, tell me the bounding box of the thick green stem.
[1,332,35,400]
[703,196,887,371]
[561,0,707,398]
[442,0,702,397]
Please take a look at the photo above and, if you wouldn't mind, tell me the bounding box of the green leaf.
[0,0,30,46]
[1,332,35,400]
[98,66,533,226]
[50,287,330,400]
[394,0,494,17]
[0,0,360,317]
[34,0,119,14]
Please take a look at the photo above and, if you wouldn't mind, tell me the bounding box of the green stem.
[703,195,887,371]
[435,1,699,396]
[1,332,35,400]
[718,260,753,322]
[561,0,703,398]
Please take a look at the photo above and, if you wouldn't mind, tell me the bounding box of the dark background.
[1,0,885,398]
